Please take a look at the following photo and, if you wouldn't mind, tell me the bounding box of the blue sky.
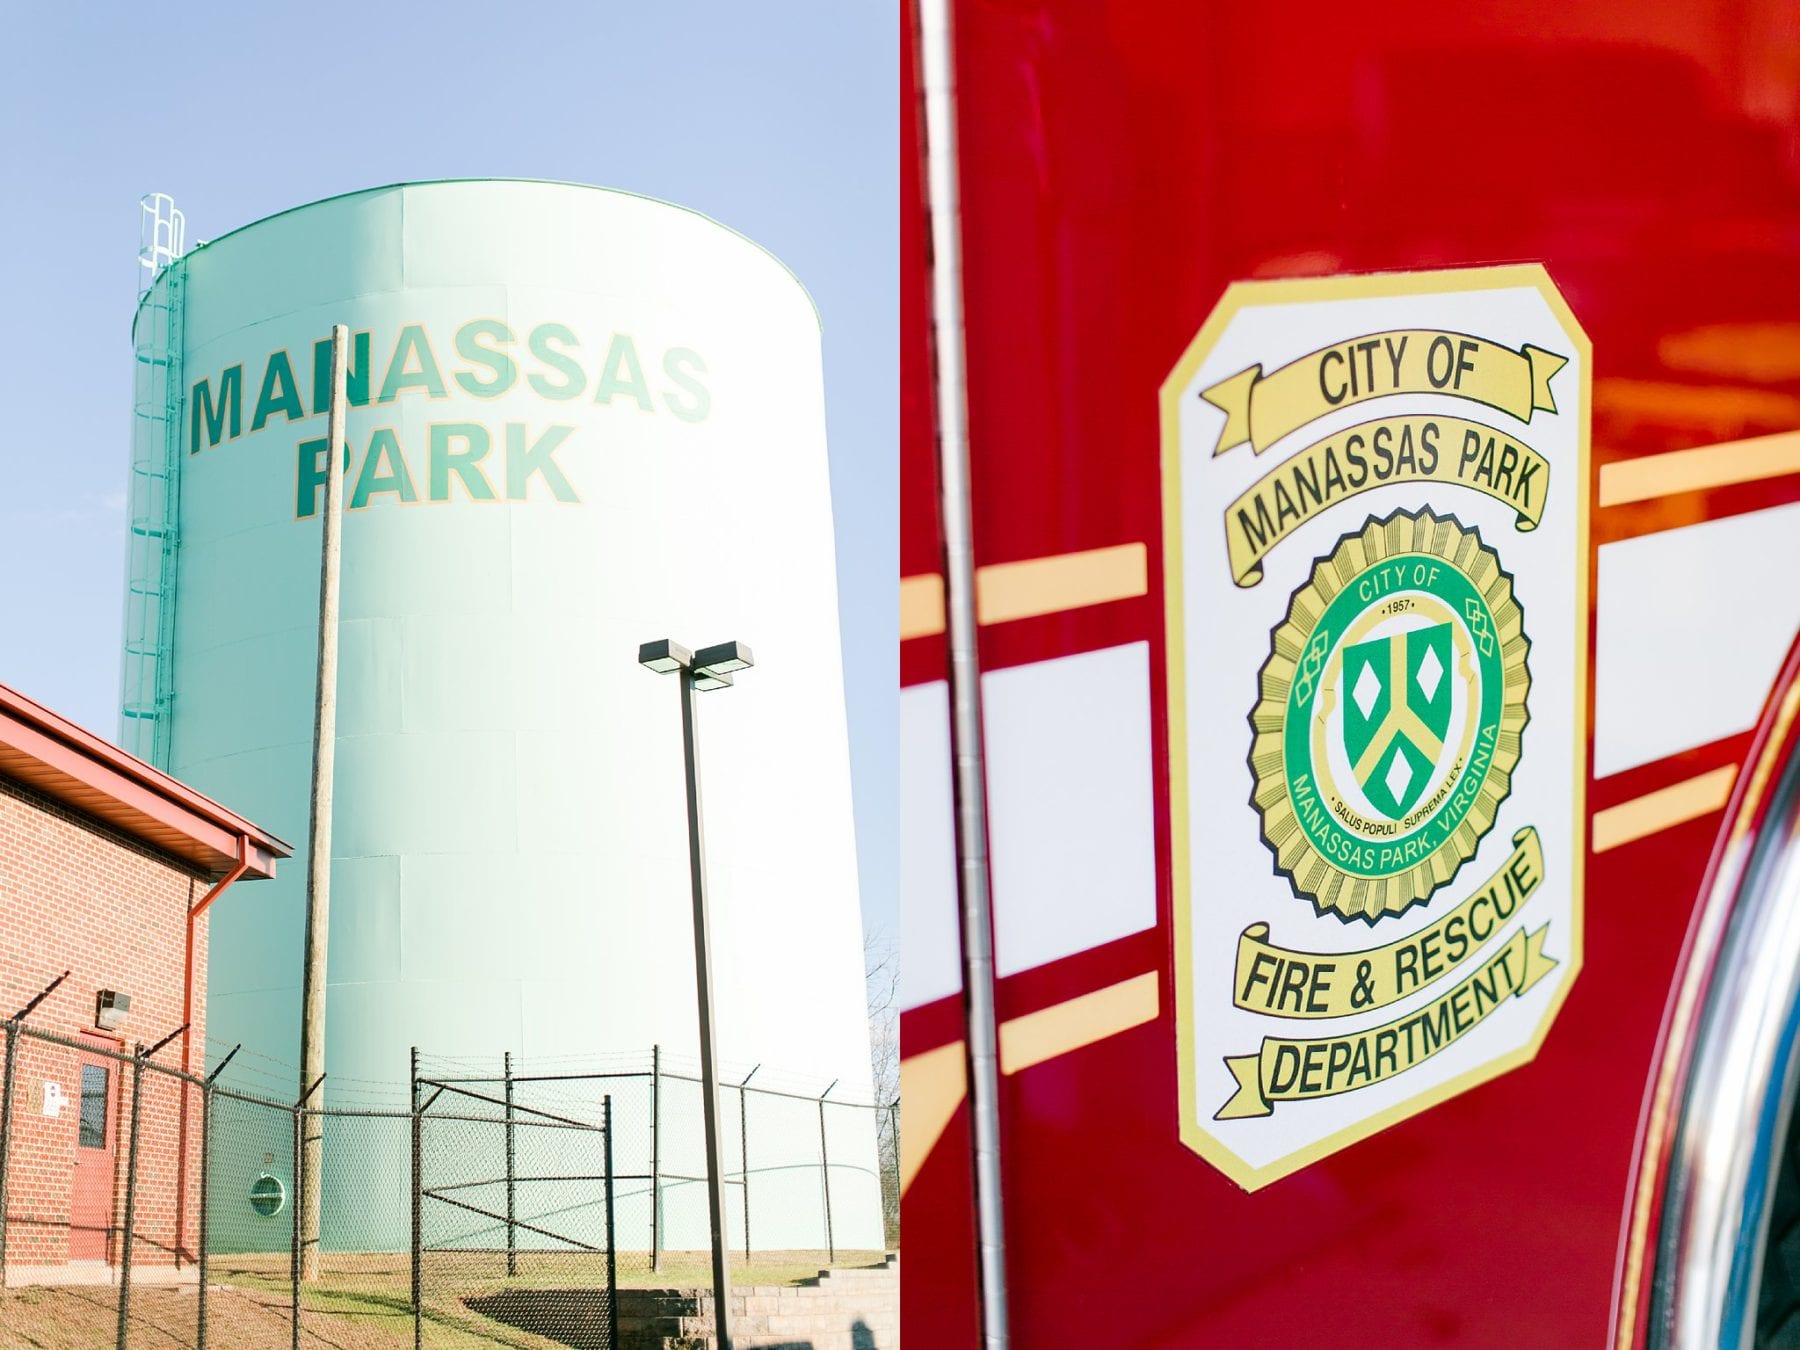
[0,2,897,942]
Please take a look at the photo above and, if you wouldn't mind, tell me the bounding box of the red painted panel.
[903,0,1800,1345]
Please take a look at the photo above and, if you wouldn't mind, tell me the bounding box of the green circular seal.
[1250,507,1530,921]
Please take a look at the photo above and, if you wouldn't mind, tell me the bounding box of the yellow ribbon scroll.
[1233,828,1543,1020]
[1223,415,1550,586]
[1215,922,1557,1120]
[1202,330,1568,457]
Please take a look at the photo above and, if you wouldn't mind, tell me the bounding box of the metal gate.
[413,1059,619,1348]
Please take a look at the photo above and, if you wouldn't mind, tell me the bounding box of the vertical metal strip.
[118,1049,146,1350]
[411,1046,422,1350]
[0,1021,16,1286]
[916,0,1010,1344]
[504,1050,517,1277]
[819,1093,835,1264]
[678,669,735,1350]
[650,1043,661,1271]
[740,1079,752,1261]
[290,1099,302,1350]
[198,1080,210,1350]
[604,1094,619,1350]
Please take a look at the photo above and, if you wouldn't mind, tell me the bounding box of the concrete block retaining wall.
[618,1254,899,1350]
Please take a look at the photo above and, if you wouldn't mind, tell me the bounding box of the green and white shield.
[1342,622,1454,819]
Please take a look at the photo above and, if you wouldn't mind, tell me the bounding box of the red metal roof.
[0,683,290,880]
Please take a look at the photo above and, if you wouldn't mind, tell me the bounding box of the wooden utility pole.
[299,324,348,1281]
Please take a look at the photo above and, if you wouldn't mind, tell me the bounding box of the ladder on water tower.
[120,194,186,769]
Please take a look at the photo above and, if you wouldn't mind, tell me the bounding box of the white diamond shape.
[1416,645,1444,702]
[1353,663,1382,719]
[1384,751,1414,803]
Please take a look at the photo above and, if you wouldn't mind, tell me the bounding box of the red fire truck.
[900,2,1800,1345]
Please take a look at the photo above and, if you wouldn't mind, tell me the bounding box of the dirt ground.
[0,1281,556,1349]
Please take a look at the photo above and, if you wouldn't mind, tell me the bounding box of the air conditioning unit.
[95,990,131,1033]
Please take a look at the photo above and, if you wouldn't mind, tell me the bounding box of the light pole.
[638,637,753,1350]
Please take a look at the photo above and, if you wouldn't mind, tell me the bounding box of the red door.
[68,1049,117,1262]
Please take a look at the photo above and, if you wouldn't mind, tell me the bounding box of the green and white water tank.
[124,181,878,1252]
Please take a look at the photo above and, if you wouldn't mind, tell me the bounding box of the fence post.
[411,1047,422,1350]
[0,1020,17,1287]
[504,1050,516,1277]
[117,1045,147,1350]
[649,1043,660,1273]
[739,1079,751,1262]
[290,1095,302,1350]
[604,1094,618,1350]
[888,1102,901,1249]
[195,1044,239,1350]
[818,1087,835,1265]
[198,1079,210,1350]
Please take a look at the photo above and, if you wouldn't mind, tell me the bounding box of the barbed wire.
[192,1036,891,1112]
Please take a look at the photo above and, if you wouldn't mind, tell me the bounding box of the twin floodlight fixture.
[637,639,754,689]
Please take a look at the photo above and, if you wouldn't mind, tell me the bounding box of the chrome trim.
[916,0,1011,1344]
[1654,739,1800,1348]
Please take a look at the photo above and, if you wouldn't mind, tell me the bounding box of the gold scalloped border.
[1249,506,1532,922]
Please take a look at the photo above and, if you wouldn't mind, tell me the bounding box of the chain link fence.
[878,1099,899,1251]
[414,1059,620,1346]
[413,1049,895,1278]
[0,1023,897,1347]
[0,1019,213,1347]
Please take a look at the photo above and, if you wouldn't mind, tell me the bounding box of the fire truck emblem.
[1251,508,1530,921]
[1160,265,1589,1188]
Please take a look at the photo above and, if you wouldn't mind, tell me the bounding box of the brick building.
[0,683,287,1284]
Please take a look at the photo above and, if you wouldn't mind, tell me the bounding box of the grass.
[614,1248,889,1289]
[0,1248,890,1348]
[211,1245,886,1290]
[0,1279,554,1349]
